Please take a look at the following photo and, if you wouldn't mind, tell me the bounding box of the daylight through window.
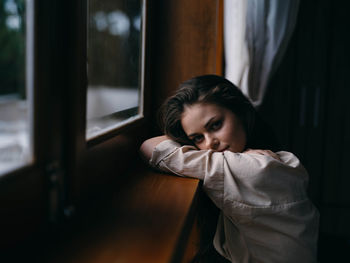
[86,0,144,140]
[0,0,33,175]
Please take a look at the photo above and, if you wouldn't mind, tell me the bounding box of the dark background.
[259,0,350,260]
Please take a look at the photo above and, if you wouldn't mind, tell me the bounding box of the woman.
[140,75,319,262]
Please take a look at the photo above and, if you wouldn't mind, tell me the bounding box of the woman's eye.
[193,135,204,143]
[211,120,222,130]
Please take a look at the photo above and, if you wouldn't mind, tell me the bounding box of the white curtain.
[224,0,300,106]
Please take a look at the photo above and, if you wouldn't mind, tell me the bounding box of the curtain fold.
[224,0,300,106]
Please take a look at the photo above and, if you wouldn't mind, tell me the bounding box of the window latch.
[46,161,64,224]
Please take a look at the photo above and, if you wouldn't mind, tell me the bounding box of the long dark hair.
[159,74,280,151]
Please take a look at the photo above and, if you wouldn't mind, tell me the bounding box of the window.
[0,0,33,175]
[86,0,145,140]
[0,0,150,247]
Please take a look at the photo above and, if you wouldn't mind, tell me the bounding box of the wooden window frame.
[0,0,153,248]
[61,0,153,211]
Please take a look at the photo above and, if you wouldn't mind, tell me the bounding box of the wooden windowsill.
[49,166,201,263]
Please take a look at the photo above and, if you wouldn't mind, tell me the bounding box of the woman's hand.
[139,135,170,162]
[243,149,281,161]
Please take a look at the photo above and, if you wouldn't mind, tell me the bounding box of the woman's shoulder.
[275,151,304,168]
[219,150,310,208]
[222,150,309,187]
[223,150,303,169]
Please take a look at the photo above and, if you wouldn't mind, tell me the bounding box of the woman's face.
[181,103,247,152]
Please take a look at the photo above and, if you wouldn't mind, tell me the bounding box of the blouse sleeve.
[149,139,309,211]
[149,139,229,208]
[149,139,228,179]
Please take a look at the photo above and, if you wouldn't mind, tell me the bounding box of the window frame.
[85,0,148,144]
[62,0,153,209]
[0,0,153,247]
[0,0,34,178]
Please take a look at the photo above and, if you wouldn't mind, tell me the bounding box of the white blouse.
[150,140,319,263]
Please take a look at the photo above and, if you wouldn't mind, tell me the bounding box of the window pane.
[0,0,33,175]
[86,0,144,140]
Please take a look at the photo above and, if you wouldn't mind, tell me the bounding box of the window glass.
[0,0,33,175]
[86,0,144,140]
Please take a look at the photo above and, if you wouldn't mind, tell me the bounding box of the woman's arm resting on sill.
[140,135,170,161]
[140,136,282,163]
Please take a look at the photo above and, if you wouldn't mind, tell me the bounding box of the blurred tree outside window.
[86,0,144,139]
[0,0,32,175]
[0,0,25,97]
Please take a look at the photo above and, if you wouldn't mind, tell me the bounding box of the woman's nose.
[206,136,219,150]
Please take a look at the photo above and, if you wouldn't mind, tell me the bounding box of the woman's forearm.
[140,135,282,164]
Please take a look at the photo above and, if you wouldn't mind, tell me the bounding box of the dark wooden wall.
[149,0,223,132]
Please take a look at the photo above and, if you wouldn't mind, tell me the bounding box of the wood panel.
[45,170,200,263]
[150,0,221,128]
[0,168,46,249]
